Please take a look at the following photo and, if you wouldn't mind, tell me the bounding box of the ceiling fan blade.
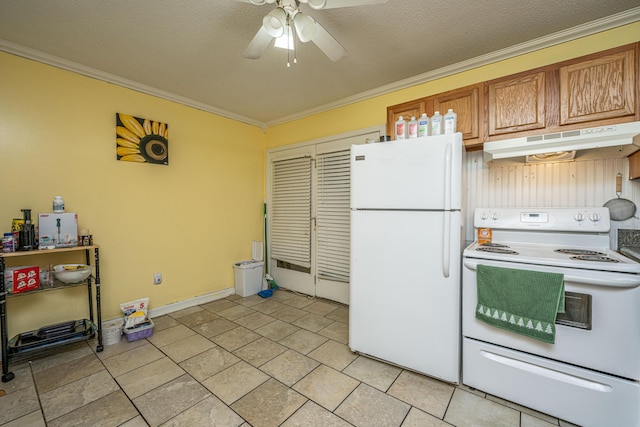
[243,26,274,59]
[311,22,347,62]
[303,0,388,9]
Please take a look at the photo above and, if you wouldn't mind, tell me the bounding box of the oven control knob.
[589,212,601,222]
[574,212,585,222]
[480,211,488,220]
[491,212,500,220]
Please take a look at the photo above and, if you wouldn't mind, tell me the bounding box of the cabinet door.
[386,99,427,139]
[488,71,546,135]
[433,85,480,141]
[560,49,636,125]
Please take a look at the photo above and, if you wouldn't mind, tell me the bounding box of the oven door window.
[556,292,591,330]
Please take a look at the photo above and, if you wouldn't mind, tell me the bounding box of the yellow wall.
[265,22,640,148]
[1,53,266,335]
[1,21,638,337]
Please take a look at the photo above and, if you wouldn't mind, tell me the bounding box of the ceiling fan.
[239,0,388,63]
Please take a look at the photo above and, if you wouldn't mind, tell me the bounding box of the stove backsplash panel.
[618,229,640,248]
[465,151,640,249]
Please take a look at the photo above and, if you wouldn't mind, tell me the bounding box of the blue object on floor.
[258,289,273,298]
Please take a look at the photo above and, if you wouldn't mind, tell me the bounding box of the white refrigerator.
[349,133,464,383]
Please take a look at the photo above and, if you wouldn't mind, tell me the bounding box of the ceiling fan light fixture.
[305,0,327,10]
[263,7,287,38]
[293,12,317,43]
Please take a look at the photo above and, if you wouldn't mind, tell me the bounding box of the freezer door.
[351,134,463,210]
[349,209,462,383]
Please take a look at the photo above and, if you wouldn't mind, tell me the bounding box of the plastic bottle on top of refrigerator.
[395,116,407,140]
[431,111,443,135]
[418,113,430,138]
[408,116,418,138]
[444,109,457,134]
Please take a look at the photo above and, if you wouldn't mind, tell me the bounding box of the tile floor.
[0,290,579,427]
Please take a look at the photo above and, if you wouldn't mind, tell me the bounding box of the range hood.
[484,121,640,164]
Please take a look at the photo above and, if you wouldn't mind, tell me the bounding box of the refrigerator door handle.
[443,212,451,278]
[441,142,452,278]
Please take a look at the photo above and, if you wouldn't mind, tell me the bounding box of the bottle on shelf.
[408,116,418,139]
[395,116,407,140]
[431,111,443,135]
[444,109,457,134]
[418,113,430,138]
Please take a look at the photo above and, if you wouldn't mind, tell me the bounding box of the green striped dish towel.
[476,265,565,344]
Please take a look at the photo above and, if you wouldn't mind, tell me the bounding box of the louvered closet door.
[270,152,314,296]
[315,148,351,304]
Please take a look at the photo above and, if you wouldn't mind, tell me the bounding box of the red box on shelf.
[9,266,40,293]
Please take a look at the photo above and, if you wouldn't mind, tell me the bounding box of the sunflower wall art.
[116,113,169,165]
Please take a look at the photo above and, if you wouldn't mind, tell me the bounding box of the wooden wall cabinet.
[560,49,636,125]
[487,71,546,136]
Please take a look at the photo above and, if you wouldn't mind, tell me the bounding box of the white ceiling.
[1,1,639,127]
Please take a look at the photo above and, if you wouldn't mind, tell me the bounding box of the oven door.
[462,258,640,380]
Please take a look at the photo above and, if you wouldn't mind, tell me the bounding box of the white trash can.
[233,260,264,297]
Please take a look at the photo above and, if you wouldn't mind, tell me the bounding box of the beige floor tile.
[160,395,245,427]
[269,289,296,302]
[231,378,307,427]
[233,311,277,330]
[192,317,239,338]
[29,343,94,373]
[200,299,239,313]
[278,328,328,354]
[232,336,287,367]
[487,393,559,425]
[40,370,119,421]
[443,388,520,427]
[292,313,335,333]
[0,385,40,425]
[521,413,561,427]
[234,294,265,307]
[174,309,219,328]
[213,326,261,352]
[0,364,34,394]
[32,353,104,394]
[308,339,358,371]
[325,306,349,323]
[387,370,455,419]
[304,301,340,316]
[116,356,185,399]
[401,407,451,427]
[252,299,287,314]
[169,306,204,318]
[133,374,211,427]
[282,400,352,427]
[270,306,308,323]
[260,349,320,386]
[202,360,270,405]
[218,304,257,320]
[160,333,216,363]
[1,409,46,427]
[293,364,359,411]
[318,321,349,344]
[179,346,241,382]
[102,342,164,377]
[93,335,147,360]
[47,390,139,427]
[281,294,315,309]
[343,355,402,391]
[146,324,195,348]
[120,415,150,427]
[335,382,410,427]
[255,319,300,341]
[151,314,181,332]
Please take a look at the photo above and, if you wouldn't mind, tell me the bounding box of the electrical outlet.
[154,273,162,285]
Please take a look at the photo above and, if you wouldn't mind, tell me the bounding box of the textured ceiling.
[0,1,639,126]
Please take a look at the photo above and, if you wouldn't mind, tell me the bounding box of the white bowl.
[53,264,92,284]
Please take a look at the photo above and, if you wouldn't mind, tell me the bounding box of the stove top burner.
[570,255,620,263]
[555,249,607,256]
[479,243,510,248]
[476,247,519,255]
